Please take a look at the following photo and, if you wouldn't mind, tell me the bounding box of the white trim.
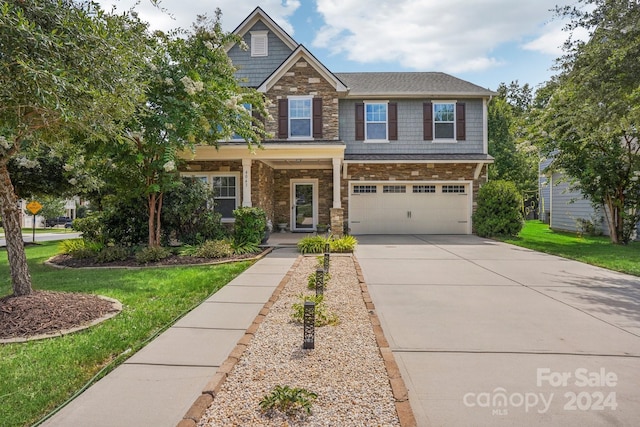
[227,7,297,51]
[364,100,389,143]
[343,159,493,164]
[483,98,489,154]
[242,159,252,207]
[287,95,313,140]
[332,157,342,209]
[291,179,318,231]
[432,101,457,142]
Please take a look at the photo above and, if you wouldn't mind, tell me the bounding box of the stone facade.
[273,168,334,226]
[264,59,340,141]
[251,161,275,221]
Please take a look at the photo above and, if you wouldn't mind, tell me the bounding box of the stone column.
[332,157,341,209]
[242,158,252,207]
[330,208,344,238]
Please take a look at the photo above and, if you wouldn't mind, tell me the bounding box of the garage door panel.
[349,183,470,235]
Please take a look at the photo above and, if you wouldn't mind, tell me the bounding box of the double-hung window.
[212,175,238,221]
[365,102,388,141]
[433,102,455,140]
[289,97,312,138]
[231,103,252,140]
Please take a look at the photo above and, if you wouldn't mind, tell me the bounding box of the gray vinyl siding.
[340,98,485,155]
[228,21,294,87]
[549,173,608,234]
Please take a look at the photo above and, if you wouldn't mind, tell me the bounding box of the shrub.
[194,239,234,259]
[135,246,171,264]
[297,236,327,254]
[233,207,267,247]
[231,239,260,255]
[162,177,227,245]
[297,235,358,254]
[330,235,357,253]
[72,214,104,244]
[59,239,102,259]
[291,294,339,326]
[472,180,524,237]
[259,385,317,417]
[95,245,130,263]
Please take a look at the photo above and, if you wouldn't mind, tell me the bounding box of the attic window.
[251,31,268,57]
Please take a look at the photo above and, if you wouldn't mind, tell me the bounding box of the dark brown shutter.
[278,98,288,139]
[355,102,364,141]
[423,102,433,141]
[388,102,398,140]
[456,102,466,141]
[313,97,323,138]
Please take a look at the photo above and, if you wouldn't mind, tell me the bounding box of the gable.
[258,46,348,93]
[228,20,295,87]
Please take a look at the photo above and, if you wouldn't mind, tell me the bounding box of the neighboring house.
[182,7,495,235]
[540,158,640,238]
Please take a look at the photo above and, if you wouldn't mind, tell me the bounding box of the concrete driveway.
[355,235,640,426]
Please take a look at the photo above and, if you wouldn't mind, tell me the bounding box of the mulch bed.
[0,291,119,340]
[1,251,266,341]
[48,252,260,268]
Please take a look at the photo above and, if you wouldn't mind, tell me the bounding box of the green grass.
[0,242,252,427]
[0,227,76,236]
[502,221,640,276]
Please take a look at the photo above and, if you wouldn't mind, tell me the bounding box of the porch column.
[242,158,252,207]
[332,157,342,209]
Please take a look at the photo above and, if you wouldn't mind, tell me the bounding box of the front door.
[292,181,316,231]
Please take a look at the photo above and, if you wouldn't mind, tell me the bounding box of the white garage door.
[349,182,471,234]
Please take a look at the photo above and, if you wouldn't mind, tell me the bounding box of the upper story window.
[424,102,466,141]
[289,97,312,138]
[433,103,455,139]
[355,102,397,142]
[365,102,388,141]
[250,31,268,57]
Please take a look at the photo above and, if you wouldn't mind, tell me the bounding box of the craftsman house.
[182,7,495,235]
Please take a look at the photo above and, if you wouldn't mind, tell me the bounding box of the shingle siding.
[228,21,294,87]
[340,99,484,155]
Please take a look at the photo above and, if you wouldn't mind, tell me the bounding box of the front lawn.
[502,221,640,276]
[0,242,251,427]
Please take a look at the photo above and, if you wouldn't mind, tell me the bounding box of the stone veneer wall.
[341,163,488,219]
[273,169,334,226]
[252,161,275,222]
[264,59,340,141]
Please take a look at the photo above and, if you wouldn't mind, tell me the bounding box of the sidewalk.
[41,246,299,427]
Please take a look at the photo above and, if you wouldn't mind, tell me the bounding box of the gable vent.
[251,31,268,57]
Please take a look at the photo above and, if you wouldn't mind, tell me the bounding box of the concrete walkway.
[41,247,298,427]
[356,235,640,426]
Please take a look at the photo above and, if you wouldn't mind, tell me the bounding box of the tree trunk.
[147,192,163,247]
[0,163,33,296]
[603,197,620,244]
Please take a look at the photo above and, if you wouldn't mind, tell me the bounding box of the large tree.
[537,0,640,244]
[0,1,148,295]
[488,81,538,195]
[99,11,269,247]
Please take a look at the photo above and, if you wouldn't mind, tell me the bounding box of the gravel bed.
[198,255,401,426]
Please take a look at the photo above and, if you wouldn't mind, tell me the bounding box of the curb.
[353,256,418,427]
[176,255,303,427]
[177,252,417,427]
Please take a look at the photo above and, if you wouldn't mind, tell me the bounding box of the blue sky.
[98,0,587,91]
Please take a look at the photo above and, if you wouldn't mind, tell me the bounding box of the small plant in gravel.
[291,294,339,326]
[306,270,331,289]
[259,385,318,417]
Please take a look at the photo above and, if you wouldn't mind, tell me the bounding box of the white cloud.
[312,0,576,73]
[523,21,590,56]
[96,0,300,34]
